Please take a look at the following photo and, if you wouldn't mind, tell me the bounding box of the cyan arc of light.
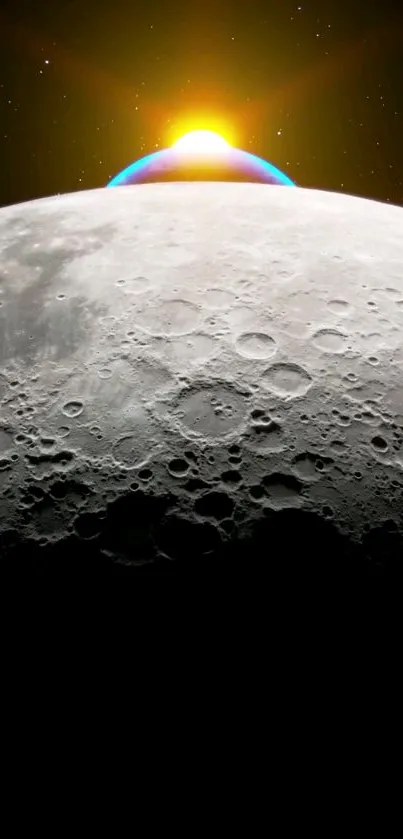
[106,147,296,187]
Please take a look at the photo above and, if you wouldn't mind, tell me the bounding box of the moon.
[1,181,403,575]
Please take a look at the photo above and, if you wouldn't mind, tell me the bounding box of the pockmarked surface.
[0,182,402,569]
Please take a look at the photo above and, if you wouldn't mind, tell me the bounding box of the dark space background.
[1,0,402,208]
[1,1,403,580]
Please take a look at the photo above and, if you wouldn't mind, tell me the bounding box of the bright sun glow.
[172,130,232,154]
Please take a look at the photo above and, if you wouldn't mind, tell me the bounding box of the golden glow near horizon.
[172,129,232,153]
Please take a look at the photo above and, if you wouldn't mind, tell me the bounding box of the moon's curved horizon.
[0,181,402,576]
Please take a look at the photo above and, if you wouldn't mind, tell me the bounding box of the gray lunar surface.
[0,181,403,575]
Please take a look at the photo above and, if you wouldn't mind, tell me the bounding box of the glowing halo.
[172,130,231,154]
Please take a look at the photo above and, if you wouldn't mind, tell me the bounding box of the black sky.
[1,0,402,208]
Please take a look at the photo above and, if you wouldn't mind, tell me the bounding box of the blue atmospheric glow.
[106,146,296,187]
[107,150,167,186]
[235,150,295,186]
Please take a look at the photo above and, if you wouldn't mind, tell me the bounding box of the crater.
[112,408,160,468]
[167,457,190,477]
[117,275,150,294]
[291,452,329,482]
[235,332,277,360]
[62,400,84,418]
[97,367,113,379]
[194,491,234,521]
[327,299,351,316]
[170,382,248,440]
[159,332,217,365]
[260,362,313,399]
[261,472,303,509]
[370,435,388,452]
[311,328,348,353]
[135,298,201,336]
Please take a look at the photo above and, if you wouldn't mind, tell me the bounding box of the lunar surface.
[0,181,403,576]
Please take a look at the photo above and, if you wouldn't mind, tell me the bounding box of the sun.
[172,129,232,154]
